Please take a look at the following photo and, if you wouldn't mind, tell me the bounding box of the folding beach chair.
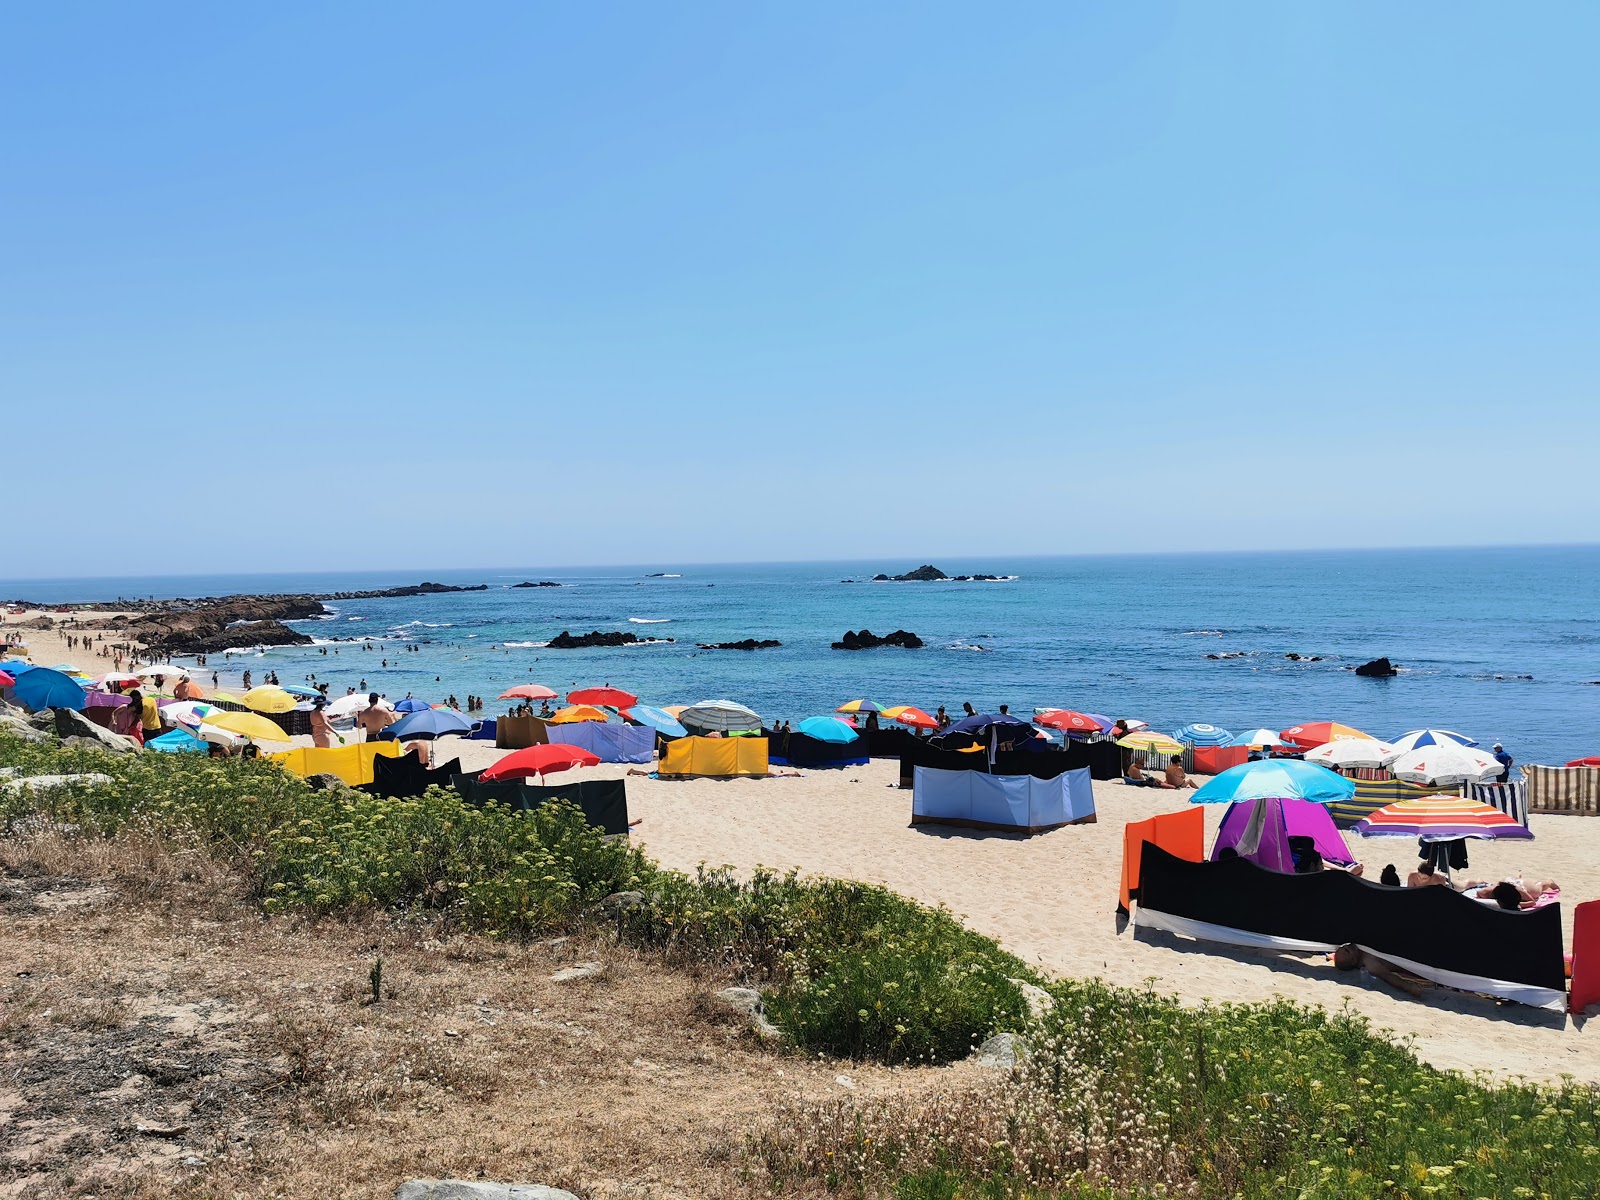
[1569,900,1600,1016]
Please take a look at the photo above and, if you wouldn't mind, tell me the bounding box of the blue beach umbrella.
[389,708,473,740]
[1174,722,1233,746]
[147,728,209,754]
[11,667,88,711]
[1191,759,1356,806]
[1229,728,1287,749]
[1389,729,1478,753]
[279,684,322,699]
[796,716,860,744]
[393,697,432,713]
[623,705,689,738]
[941,712,1035,738]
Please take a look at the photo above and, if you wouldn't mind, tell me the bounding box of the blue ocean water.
[5,547,1598,766]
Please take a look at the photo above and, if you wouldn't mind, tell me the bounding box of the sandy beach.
[5,610,1597,1085]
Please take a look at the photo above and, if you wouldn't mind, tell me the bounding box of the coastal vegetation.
[3,731,1599,1198]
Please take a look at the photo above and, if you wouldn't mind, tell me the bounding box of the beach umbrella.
[480,744,600,782]
[0,671,13,688]
[796,716,860,744]
[146,728,209,754]
[1279,721,1371,749]
[1389,729,1479,754]
[326,693,392,717]
[943,712,1036,738]
[882,705,938,730]
[198,711,291,743]
[1115,730,1186,755]
[549,704,610,724]
[0,660,35,675]
[1304,738,1400,769]
[241,686,297,714]
[209,691,242,703]
[162,700,220,728]
[1388,744,1504,787]
[622,705,689,738]
[389,708,473,741]
[84,691,131,709]
[1352,794,1533,842]
[836,699,885,715]
[279,684,322,699]
[96,672,142,688]
[1229,728,1286,749]
[499,684,557,701]
[1036,710,1106,735]
[1191,759,1356,805]
[135,664,190,680]
[568,685,639,709]
[393,698,433,713]
[679,699,763,733]
[193,724,246,751]
[1174,722,1233,746]
[661,705,689,717]
[12,668,87,711]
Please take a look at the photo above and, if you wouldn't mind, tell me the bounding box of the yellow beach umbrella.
[199,711,292,743]
[548,704,610,724]
[210,690,241,703]
[836,699,885,714]
[241,685,297,714]
[1116,730,1186,754]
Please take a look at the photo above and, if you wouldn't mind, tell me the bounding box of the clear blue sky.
[4,3,1596,577]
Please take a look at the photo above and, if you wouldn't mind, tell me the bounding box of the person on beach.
[1111,718,1131,740]
[1492,742,1513,781]
[309,697,337,749]
[962,702,975,718]
[1407,860,1451,888]
[1125,755,1151,786]
[1333,943,1433,998]
[110,693,143,744]
[935,706,949,729]
[139,689,162,744]
[1158,757,1197,789]
[356,693,396,742]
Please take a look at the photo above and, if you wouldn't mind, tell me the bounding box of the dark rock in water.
[1355,657,1398,677]
[168,620,315,655]
[512,581,562,588]
[832,628,924,650]
[897,565,947,581]
[1285,653,1324,662]
[1207,651,1248,660]
[547,629,674,649]
[696,639,781,651]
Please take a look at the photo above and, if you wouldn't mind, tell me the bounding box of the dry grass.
[0,830,956,1200]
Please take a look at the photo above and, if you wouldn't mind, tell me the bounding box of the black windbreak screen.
[1137,844,1565,994]
[450,774,630,836]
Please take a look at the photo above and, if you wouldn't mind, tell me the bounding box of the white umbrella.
[1389,744,1503,787]
[678,699,763,733]
[1388,729,1478,754]
[162,700,220,729]
[1305,738,1400,769]
[95,672,142,687]
[135,664,190,679]
[326,693,393,717]
[193,724,246,750]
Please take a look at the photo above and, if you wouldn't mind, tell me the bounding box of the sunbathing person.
[1124,756,1152,787]
[1406,860,1451,888]
[1334,942,1434,998]
[1159,759,1198,790]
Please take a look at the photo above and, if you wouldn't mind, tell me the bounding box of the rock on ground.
[974,1032,1026,1069]
[715,986,783,1041]
[395,1182,580,1200]
[549,962,604,983]
[0,713,47,742]
[48,709,141,754]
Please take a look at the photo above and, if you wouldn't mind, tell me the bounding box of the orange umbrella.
[481,744,600,781]
[1280,721,1372,749]
[548,704,610,724]
[882,705,938,730]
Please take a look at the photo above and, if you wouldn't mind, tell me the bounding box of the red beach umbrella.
[884,705,938,730]
[0,671,13,688]
[1035,710,1104,734]
[481,744,601,781]
[499,684,558,701]
[1280,721,1372,749]
[568,685,639,708]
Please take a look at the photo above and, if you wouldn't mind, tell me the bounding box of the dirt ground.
[0,834,961,1200]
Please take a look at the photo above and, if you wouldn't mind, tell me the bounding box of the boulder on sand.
[47,708,141,754]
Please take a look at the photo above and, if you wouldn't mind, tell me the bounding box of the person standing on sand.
[356,693,396,742]
[139,689,162,744]
[309,697,338,749]
[110,693,142,744]
[1492,742,1514,781]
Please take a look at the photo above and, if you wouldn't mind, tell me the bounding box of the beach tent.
[1211,797,1355,872]
[545,720,655,764]
[146,728,209,754]
[912,765,1095,834]
[266,741,403,786]
[658,736,768,778]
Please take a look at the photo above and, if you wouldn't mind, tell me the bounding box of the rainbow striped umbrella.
[1352,795,1533,842]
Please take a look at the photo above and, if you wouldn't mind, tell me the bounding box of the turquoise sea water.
[5,547,1598,767]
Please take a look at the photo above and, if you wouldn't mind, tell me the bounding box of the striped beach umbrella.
[1352,794,1533,841]
[1116,730,1186,754]
[836,699,885,715]
[679,699,763,732]
[1389,729,1479,754]
[1174,722,1233,746]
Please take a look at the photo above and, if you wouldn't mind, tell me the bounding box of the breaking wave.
[629,618,671,624]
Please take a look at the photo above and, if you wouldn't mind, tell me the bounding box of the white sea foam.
[1183,630,1226,636]
[629,618,671,624]
[501,641,549,649]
